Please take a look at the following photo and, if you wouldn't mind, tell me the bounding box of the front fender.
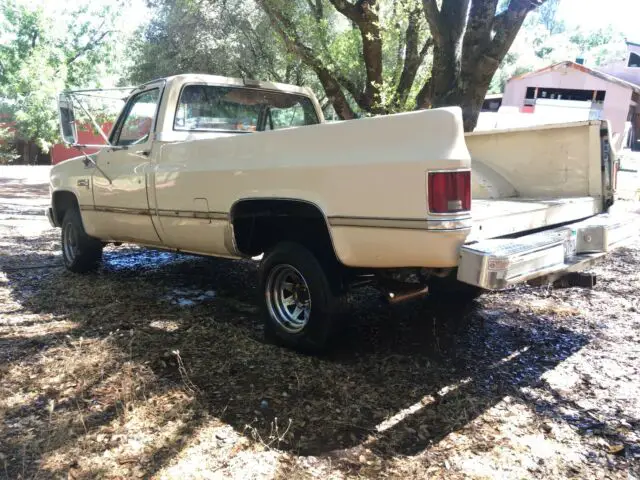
[49,158,95,230]
[50,157,94,209]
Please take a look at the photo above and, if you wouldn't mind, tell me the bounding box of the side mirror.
[58,94,78,145]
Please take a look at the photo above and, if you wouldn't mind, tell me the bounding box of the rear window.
[174,84,319,133]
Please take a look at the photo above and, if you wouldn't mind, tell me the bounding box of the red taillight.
[428,171,471,213]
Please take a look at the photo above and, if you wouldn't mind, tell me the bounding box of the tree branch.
[461,0,499,68]
[238,21,283,82]
[303,0,333,58]
[258,0,357,119]
[415,76,431,109]
[419,36,433,58]
[328,0,384,112]
[56,28,113,77]
[237,62,256,79]
[304,0,324,20]
[392,7,433,109]
[421,0,442,43]
[389,0,404,86]
[486,0,546,63]
[326,0,359,22]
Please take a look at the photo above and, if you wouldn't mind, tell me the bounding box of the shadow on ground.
[0,177,49,200]
[0,239,593,477]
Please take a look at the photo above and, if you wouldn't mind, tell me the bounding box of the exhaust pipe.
[384,284,429,304]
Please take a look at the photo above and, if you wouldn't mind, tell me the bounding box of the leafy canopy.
[0,0,122,152]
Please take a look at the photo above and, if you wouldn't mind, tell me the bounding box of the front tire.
[259,242,339,353]
[61,209,103,273]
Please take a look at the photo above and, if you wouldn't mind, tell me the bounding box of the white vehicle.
[47,74,635,351]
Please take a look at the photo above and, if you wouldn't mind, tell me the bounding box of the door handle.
[136,150,150,157]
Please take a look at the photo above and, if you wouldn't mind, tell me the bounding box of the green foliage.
[0,0,121,154]
[126,0,343,116]
[127,0,432,117]
[126,0,297,84]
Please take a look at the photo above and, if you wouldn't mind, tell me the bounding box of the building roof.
[509,61,640,94]
[626,39,640,48]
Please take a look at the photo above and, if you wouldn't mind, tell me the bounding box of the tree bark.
[316,69,358,120]
[421,0,470,107]
[457,74,494,132]
[421,0,547,131]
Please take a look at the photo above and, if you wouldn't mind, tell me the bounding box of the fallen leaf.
[607,444,625,455]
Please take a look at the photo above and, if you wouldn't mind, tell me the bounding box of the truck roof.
[136,73,316,99]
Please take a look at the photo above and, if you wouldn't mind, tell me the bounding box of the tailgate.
[470,196,600,241]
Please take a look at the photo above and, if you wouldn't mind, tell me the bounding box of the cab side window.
[114,89,160,146]
[267,104,309,130]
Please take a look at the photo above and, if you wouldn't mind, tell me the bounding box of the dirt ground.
[0,166,639,479]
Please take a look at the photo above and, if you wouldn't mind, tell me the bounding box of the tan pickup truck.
[48,74,635,351]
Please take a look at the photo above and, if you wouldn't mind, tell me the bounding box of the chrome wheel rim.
[265,264,311,333]
[63,222,78,263]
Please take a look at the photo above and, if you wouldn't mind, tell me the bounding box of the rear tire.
[61,209,103,273]
[259,242,340,353]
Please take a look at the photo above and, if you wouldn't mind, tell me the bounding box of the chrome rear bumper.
[458,212,639,289]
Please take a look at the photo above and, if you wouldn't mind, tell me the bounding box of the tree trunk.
[428,43,462,108]
[458,80,490,132]
[424,54,498,132]
[421,0,546,132]
[317,69,357,120]
[455,55,499,130]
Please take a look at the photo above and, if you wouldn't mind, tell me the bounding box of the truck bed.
[465,120,615,243]
[470,196,600,241]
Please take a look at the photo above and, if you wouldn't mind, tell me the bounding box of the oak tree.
[258,0,547,129]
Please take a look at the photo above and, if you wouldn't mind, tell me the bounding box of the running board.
[457,212,639,290]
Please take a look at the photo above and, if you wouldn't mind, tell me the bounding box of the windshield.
[174,84,319,133]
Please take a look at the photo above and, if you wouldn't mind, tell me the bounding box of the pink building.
[501,41,640,150]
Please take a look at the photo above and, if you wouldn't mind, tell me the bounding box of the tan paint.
[91,148,161,244]
[151,99,471,267]
[49,74,612,270]
[48,155,94,229]
[469,197,600,241]
[466,121,605,200]
[329,226,469,268]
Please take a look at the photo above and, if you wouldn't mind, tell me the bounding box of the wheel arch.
[229,197,341,261]
[51,189,82,227]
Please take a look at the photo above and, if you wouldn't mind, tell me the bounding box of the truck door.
[91,86,163,244]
